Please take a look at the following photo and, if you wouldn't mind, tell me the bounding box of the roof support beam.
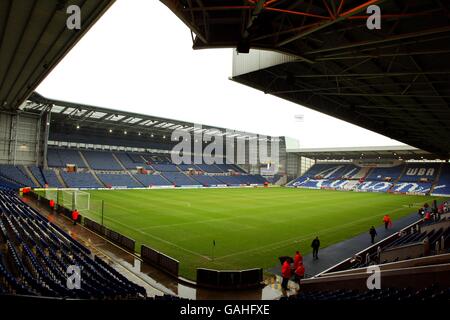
[276,0,386,47]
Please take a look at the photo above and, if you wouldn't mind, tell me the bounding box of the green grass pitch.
[66,188,443,280]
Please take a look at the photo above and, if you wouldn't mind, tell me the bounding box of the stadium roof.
[162,0,450,157]
[24,92,274,142]
[289,145,444,161]
[0,0,114,112]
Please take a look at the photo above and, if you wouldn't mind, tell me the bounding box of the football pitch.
[61,188,442,280]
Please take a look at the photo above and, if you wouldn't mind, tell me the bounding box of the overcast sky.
[37,0,404,148]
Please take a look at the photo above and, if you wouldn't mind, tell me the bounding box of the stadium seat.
[0,189,146,299]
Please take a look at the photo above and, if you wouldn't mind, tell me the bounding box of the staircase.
[388,165,408,192]
[354,166,371,180]
[395,165,408,183]
[78,151,106,187]
[274,175,287,185]
[23,166,41,187]
[112,153,144,187]
[54,169,68,188]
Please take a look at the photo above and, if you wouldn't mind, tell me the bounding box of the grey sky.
[37,0,403,148]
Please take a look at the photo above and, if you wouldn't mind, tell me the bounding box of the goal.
[44,188,58,202]
[59,189,90,212]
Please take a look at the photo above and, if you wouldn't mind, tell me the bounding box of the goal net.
[44,188,58,202]
[60,190,90,212]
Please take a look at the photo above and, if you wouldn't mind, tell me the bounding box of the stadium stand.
[0,165,37,188]
[288,162,450,195]
[46,148,63,167]
[97,173,142,188]
[114,152,140,170]
[400,163,440,182]
[41,169,64,188]
[0,177,21,190]
[60,172,103,188]
[434,164,450,195]
[195,164,223,173]
[134,174,171,187]
[215,164,237,172]
[0,189,146,298]
[162,172,200,186]
[127,152,147,164]
[365,165,404,181]
[151,164,179,172]
[29,166,45,187]
[283,286,450,302]
[82,151,122,171]
[190,175,221,186]
[391,182,433,194]
[356,181,393,193]
[176,164,199,171]
[49,149,86,168]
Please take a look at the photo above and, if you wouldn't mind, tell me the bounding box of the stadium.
[0,0,449,309]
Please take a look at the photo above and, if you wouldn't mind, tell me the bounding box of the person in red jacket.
[72,209,79,225]
[294,262,305,284]
[49,199,55,210]
[281,259,291,291]
[293,251,303,270]
[383,214,390,229]
[424,211,431,221]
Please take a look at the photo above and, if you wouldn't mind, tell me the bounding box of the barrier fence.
[83,217,135,252]
[141,245,179,278]
[196,268,263,289]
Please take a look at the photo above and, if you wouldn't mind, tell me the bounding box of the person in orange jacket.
[293,251,303,270]
[294,262,305,284]
[281,259,291,290]
[383,214,390,229]
[72,209,79,225]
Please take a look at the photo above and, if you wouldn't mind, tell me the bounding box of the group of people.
[281,251,305,290]
[48,198,80,225]
[368,214,393,244]
[419,201,448,222]
[280,237,321,291]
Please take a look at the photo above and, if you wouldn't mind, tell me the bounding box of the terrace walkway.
[267,210,422,278]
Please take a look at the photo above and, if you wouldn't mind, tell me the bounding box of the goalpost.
[44,188,58,202]
[59,189,91,213]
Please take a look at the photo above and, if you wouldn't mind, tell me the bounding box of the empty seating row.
[82,151,122,171]
[283,286,449,302]
[48,148,86,168]
[133,173,170,187]
[0,165,37,188]
[97,174,141,188]
[365,165,404,181]
[114,153,143,170]
[161,172,199,186]
[60,172,102,188]
[0,189,145,299]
